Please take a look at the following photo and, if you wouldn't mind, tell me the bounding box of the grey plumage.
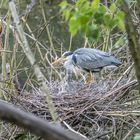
[63,48,122,72]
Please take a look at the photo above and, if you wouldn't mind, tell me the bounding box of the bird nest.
[8,77,140,139]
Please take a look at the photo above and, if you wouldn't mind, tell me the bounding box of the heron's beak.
[52,57,66,65]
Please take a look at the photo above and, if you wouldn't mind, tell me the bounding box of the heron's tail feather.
[110,56,122,67]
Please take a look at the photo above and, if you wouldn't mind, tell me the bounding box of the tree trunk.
[122,0,140,93]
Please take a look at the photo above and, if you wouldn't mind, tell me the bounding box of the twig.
[20,0,39,18]
[122,123,139,140]
[93,131,112,139]
[111,63,134,89]
[96,110,140,117]
[61,120,88,140]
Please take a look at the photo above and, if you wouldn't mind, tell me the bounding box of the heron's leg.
[85,71,94,84]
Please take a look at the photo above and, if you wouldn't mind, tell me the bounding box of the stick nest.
[10,76,140,139]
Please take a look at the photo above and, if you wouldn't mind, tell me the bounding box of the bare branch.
[8,0,58,121]
[0,100,88,140]
[20,0,39,18]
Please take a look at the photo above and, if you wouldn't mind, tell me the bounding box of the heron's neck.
[64,55,74,70]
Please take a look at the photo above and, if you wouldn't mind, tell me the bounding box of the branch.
[136,0,140,19]
[20,0,39,18]
[122,0,140,92]
[0,100,87,140]
[8,0,58,121]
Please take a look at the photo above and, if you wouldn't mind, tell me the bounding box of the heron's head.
[52,51,73,65]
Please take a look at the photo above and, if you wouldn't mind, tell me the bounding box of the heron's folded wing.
[74,52,108,71]
[74,48,121,71]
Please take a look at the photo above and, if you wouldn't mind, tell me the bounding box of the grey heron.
[52,48,122,83]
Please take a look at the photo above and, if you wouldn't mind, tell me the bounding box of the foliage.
[59,0,125,43]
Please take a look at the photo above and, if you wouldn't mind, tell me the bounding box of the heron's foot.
[85,72,94,84]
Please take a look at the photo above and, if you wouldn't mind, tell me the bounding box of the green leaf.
[103,14,117,29]
[103,14,112,27]
[115,11,125,31]
[59,1,68,10]
[78,14,90,24]
[69,16,81,36]
[94,7,106,24]
[116,11,125,20]
[98,6,106,13]
[76,0,86,8]
[109,3,117,13]
[80,1,90,13]
[64,8,72,21]
[85,24,100,42]
[91,0,100,9]
[118,20,125,31]
[60,8,72,21]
